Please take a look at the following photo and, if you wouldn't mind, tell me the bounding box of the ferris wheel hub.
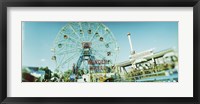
[82,42,92,49]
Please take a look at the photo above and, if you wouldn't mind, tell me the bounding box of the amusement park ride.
[49,22,178,82]
[51,22,119,77]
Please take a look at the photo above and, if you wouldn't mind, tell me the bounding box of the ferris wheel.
[51,22,119,72]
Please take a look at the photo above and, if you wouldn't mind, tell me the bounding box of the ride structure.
[51,22,119,75]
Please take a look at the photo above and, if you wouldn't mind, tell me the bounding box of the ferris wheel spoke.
[79,22,86,41]
[55,26,68,38]
[98,29,109,40]
[56,49,81,56]
[54,32,81,44]
[67,39,81,46]
[92,47,116,54]
[92,48,113,52]
[52,25,68,48]
[86,23,90,41]
[62,43,81,49]
[89,24,101,42]
[92,40,114,49]
[58,52,80,68]
[54,42,81,53]
[56,54,67,69]
[91,38,103,45]
[87,22,94,41]
[57,45,81,52]
[54,39,67,45]
[90,32,109,44]
[102,24,116,42]
[54,41,78,47]
[54,35,77,45]
[64,42,82,49]
[68,23,83,41]
[92,43,117,58]
[58,29,82,45]
[94,52,107,60]
[55,46,66,53]
[68,36,82,44]
[92,49,106,59]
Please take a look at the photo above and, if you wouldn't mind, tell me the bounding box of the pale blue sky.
[22,22,178,71]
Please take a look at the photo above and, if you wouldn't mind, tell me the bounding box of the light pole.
[127,32,135,54]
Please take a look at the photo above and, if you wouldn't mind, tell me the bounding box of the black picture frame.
[0,0,199,104]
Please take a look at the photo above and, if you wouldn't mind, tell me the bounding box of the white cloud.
[41,59,46,62]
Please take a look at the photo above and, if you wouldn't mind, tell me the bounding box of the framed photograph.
[0,0,199,104]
